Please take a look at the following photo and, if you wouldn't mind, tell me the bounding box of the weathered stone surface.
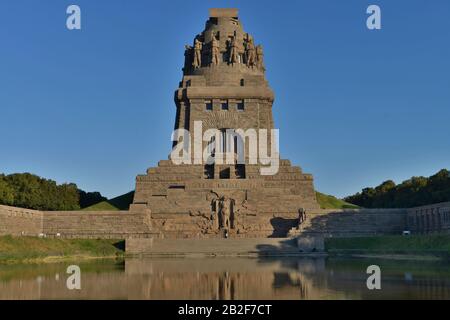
[0,205,42,236]
[42,210,153,239]
[301,208,407,237]
[126,238,299,256]
[0,205,153,239]
[0,204,439,242]
[407,202,450,234]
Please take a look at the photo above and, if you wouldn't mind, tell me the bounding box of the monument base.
[131,159,319,239]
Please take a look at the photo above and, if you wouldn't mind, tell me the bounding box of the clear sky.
[1,0,449,199]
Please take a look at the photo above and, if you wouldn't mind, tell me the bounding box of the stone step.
[126,238,299,255]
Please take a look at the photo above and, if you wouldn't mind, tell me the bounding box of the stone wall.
[0,205,43,236]
[0,204,153,239]
[300,208,408,237]
[143,208,409,242]
[0,204,436,240]
[406,202,450,234]
[42,210,153,239]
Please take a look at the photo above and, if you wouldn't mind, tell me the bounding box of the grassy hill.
[315,192,359,209]
[84,190,357,211]
[83,191,135,211]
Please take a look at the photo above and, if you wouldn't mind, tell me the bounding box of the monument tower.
[131,8,319,238]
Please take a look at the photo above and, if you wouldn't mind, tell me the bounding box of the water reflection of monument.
[2,258,450,299]
[122,258,328,300]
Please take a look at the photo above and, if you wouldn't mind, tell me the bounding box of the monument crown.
[209,8,238,18]
[182,8,265,78]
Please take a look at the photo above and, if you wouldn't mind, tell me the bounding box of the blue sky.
[0,0,449,199]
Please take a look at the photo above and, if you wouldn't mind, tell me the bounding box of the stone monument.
[130,8,319,238]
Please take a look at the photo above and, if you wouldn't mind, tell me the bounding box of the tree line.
[0,173,106,211]
[344,169,450,208]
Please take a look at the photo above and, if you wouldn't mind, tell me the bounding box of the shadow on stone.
[255,238,299,256]
[299,209,407,237]
[269,217,298,238]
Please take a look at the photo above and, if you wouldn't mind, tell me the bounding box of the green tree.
[0,172,105,211]
[345,169,450,208]
[0,174,15,205]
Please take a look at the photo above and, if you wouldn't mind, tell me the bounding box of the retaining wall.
[0,205,415,240]
[302,208,407,237]
[407,202,450,234]
[0,205,43,236]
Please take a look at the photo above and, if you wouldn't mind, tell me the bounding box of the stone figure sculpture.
[246,38,256,67]
[228,36,239,64]
[298,208,307,225]
[193,38,202,68]
[210,35,220,65]
[211,198,220,230]
[219,196,233,230]
[256,45,264,69]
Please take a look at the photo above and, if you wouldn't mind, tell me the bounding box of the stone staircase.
[300,209,407,237]
[126,237,300,256]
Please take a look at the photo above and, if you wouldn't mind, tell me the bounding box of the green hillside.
[315,192,359,209]
[83,191,134,211]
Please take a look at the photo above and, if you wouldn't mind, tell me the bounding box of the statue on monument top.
[245,37,256,67]
[210,35,220,66]
[193,38,203,68]
[256,44,264,69]
[228,36,240,64]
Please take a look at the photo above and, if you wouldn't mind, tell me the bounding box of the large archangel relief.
[183,191,259,237]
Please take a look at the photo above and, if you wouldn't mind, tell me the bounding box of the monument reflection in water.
[1,257,450,300]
